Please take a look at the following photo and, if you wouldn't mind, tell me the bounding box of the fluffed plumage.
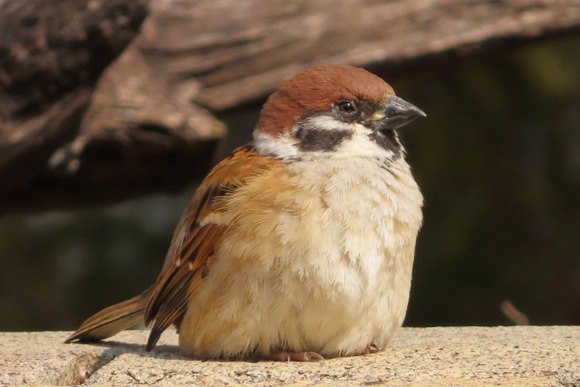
[66,64,425,361]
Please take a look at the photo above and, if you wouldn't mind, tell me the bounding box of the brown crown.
[256,64,394,136]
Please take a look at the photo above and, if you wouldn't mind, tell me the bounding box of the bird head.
[254,64,425,161]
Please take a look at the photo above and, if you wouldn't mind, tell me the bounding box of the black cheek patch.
[294,125,352,152]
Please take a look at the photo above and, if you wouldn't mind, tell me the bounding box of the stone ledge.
[0,326,578,386]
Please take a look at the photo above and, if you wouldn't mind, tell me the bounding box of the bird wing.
[143,143,279,350]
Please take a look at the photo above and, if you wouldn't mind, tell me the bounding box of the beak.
[374,95,426,132]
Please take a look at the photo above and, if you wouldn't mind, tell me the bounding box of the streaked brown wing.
[143,144,279,350]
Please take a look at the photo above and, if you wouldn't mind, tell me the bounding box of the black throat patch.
[369,129,402,159]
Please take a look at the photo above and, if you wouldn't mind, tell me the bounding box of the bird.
[66,64,425,361]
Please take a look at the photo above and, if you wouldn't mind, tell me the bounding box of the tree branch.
[1,0,579,213]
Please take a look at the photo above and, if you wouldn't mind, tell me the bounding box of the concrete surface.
[0,326,578,386]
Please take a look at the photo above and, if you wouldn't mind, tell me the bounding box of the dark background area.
[0,35,579,331]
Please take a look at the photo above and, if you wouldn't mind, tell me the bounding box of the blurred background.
[0,2,579,331]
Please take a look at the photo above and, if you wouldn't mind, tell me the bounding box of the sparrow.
[66,64,425,361]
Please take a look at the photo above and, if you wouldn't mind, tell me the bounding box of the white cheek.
[337,124,397,159]
[253,129,304,159]
[300,115,345,131]
[304,115,398,160]
[253,115,398,161]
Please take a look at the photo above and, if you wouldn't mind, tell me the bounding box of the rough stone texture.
[0,327,578,386]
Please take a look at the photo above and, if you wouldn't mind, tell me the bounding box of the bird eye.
[337,100,357,114]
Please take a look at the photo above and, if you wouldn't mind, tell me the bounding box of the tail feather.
[65,293,147,343]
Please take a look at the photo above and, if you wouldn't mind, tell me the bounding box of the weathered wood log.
[139,0,580,110]
[1,0,579,213]
[0,0,150,212]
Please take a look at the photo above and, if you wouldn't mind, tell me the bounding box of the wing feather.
[142,144,279,350]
